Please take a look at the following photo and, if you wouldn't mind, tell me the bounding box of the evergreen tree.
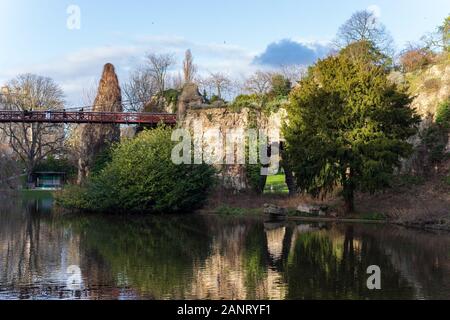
[283,41,420,213]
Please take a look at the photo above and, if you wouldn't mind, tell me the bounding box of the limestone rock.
[297,204,328,216]
[181,107,287,192]
[177,83,205,118]
[401,59,450,173]
[144,94,176,114]
[77,63,122,184]
[264,204,287,216]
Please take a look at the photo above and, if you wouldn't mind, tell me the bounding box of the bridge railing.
[0,110,177,125]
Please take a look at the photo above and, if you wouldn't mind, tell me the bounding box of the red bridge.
[0,110,177,126]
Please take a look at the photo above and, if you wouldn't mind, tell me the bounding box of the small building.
[31,172,66,189]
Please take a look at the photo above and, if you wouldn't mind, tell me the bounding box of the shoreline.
[199,210,450,232]
[7,189,449,232]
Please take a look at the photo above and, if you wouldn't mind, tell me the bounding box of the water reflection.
[1,195,450,300]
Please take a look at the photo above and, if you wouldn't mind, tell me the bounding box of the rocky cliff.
[181,106,286,192]
[400,55,450,172]
[77,63,122,184]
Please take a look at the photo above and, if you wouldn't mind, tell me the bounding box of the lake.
[1,194,449,300]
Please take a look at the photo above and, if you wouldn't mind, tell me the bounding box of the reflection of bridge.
[0,110,177,126]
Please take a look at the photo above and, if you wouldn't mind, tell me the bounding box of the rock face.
[177,83,205,118]
[264,204,287,216]
[77,63,122,184]
[401,59,450,173]
[181,107,287,192]
[297,204,328,216]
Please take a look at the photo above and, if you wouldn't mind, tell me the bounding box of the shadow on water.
[1,194,450,300]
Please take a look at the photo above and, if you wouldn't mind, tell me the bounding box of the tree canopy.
[283,42,420,212]
[335,10,394,57]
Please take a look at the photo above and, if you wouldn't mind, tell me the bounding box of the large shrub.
[57,127,216,214]
[399,48,435,72]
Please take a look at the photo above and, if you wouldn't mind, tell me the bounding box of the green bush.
[57,126,216,214]
[436,99,450,128]
[423,100,449,165]
[423,124,447,164]
[443,175,450,186]
[229,94,260,112]
[34,156,77,177]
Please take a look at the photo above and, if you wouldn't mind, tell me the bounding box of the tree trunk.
[344,194,354,213]
[26,169,34,189]
[283,161,297,196]
[343,168,355,214]
[280,142,297,196]
[258,174,268,194]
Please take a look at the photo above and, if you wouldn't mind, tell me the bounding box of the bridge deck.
[0,111,177,125]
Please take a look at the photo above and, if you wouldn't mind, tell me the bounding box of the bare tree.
[123,67,156,112]
[0,146,21,190]
[422,15,450,52]
[168,72,184,90]
[244,71,273,95]
[81,78,99,108]
[205,72,232,99]
[146,53,175,97]
[335,10,394,55]
[0,74,65,184]
[279,64,307,86]
[183,49,197,84]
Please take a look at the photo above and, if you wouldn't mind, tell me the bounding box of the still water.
[1,194,450,300]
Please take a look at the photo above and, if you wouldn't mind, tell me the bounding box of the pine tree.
[283,41,420,213]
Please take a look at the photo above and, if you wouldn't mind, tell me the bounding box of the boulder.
[264,203,287,216]
[297,204,328,216]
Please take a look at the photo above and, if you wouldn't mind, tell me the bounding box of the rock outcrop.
[77,63,122,184]
[400,57,450,173]
[181,107,287,192]
[177,83,205,118]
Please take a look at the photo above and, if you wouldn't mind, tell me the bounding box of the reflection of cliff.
[187,218,287,300]
[266,227,286,262]
[49,214,450,300]
[6,204,449,300]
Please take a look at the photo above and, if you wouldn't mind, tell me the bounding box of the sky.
[0,0,449,106]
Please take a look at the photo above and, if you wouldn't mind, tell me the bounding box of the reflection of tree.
[59,215,212,299]
[243,223,269,299]
[285,226,417,300]
[4,200,450,300]
[0,196,81,299]
[353,225,450,299]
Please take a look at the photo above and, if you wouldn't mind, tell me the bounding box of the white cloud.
[0,36,256,107]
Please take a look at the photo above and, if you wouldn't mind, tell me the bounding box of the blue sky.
[0,0,449,106]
